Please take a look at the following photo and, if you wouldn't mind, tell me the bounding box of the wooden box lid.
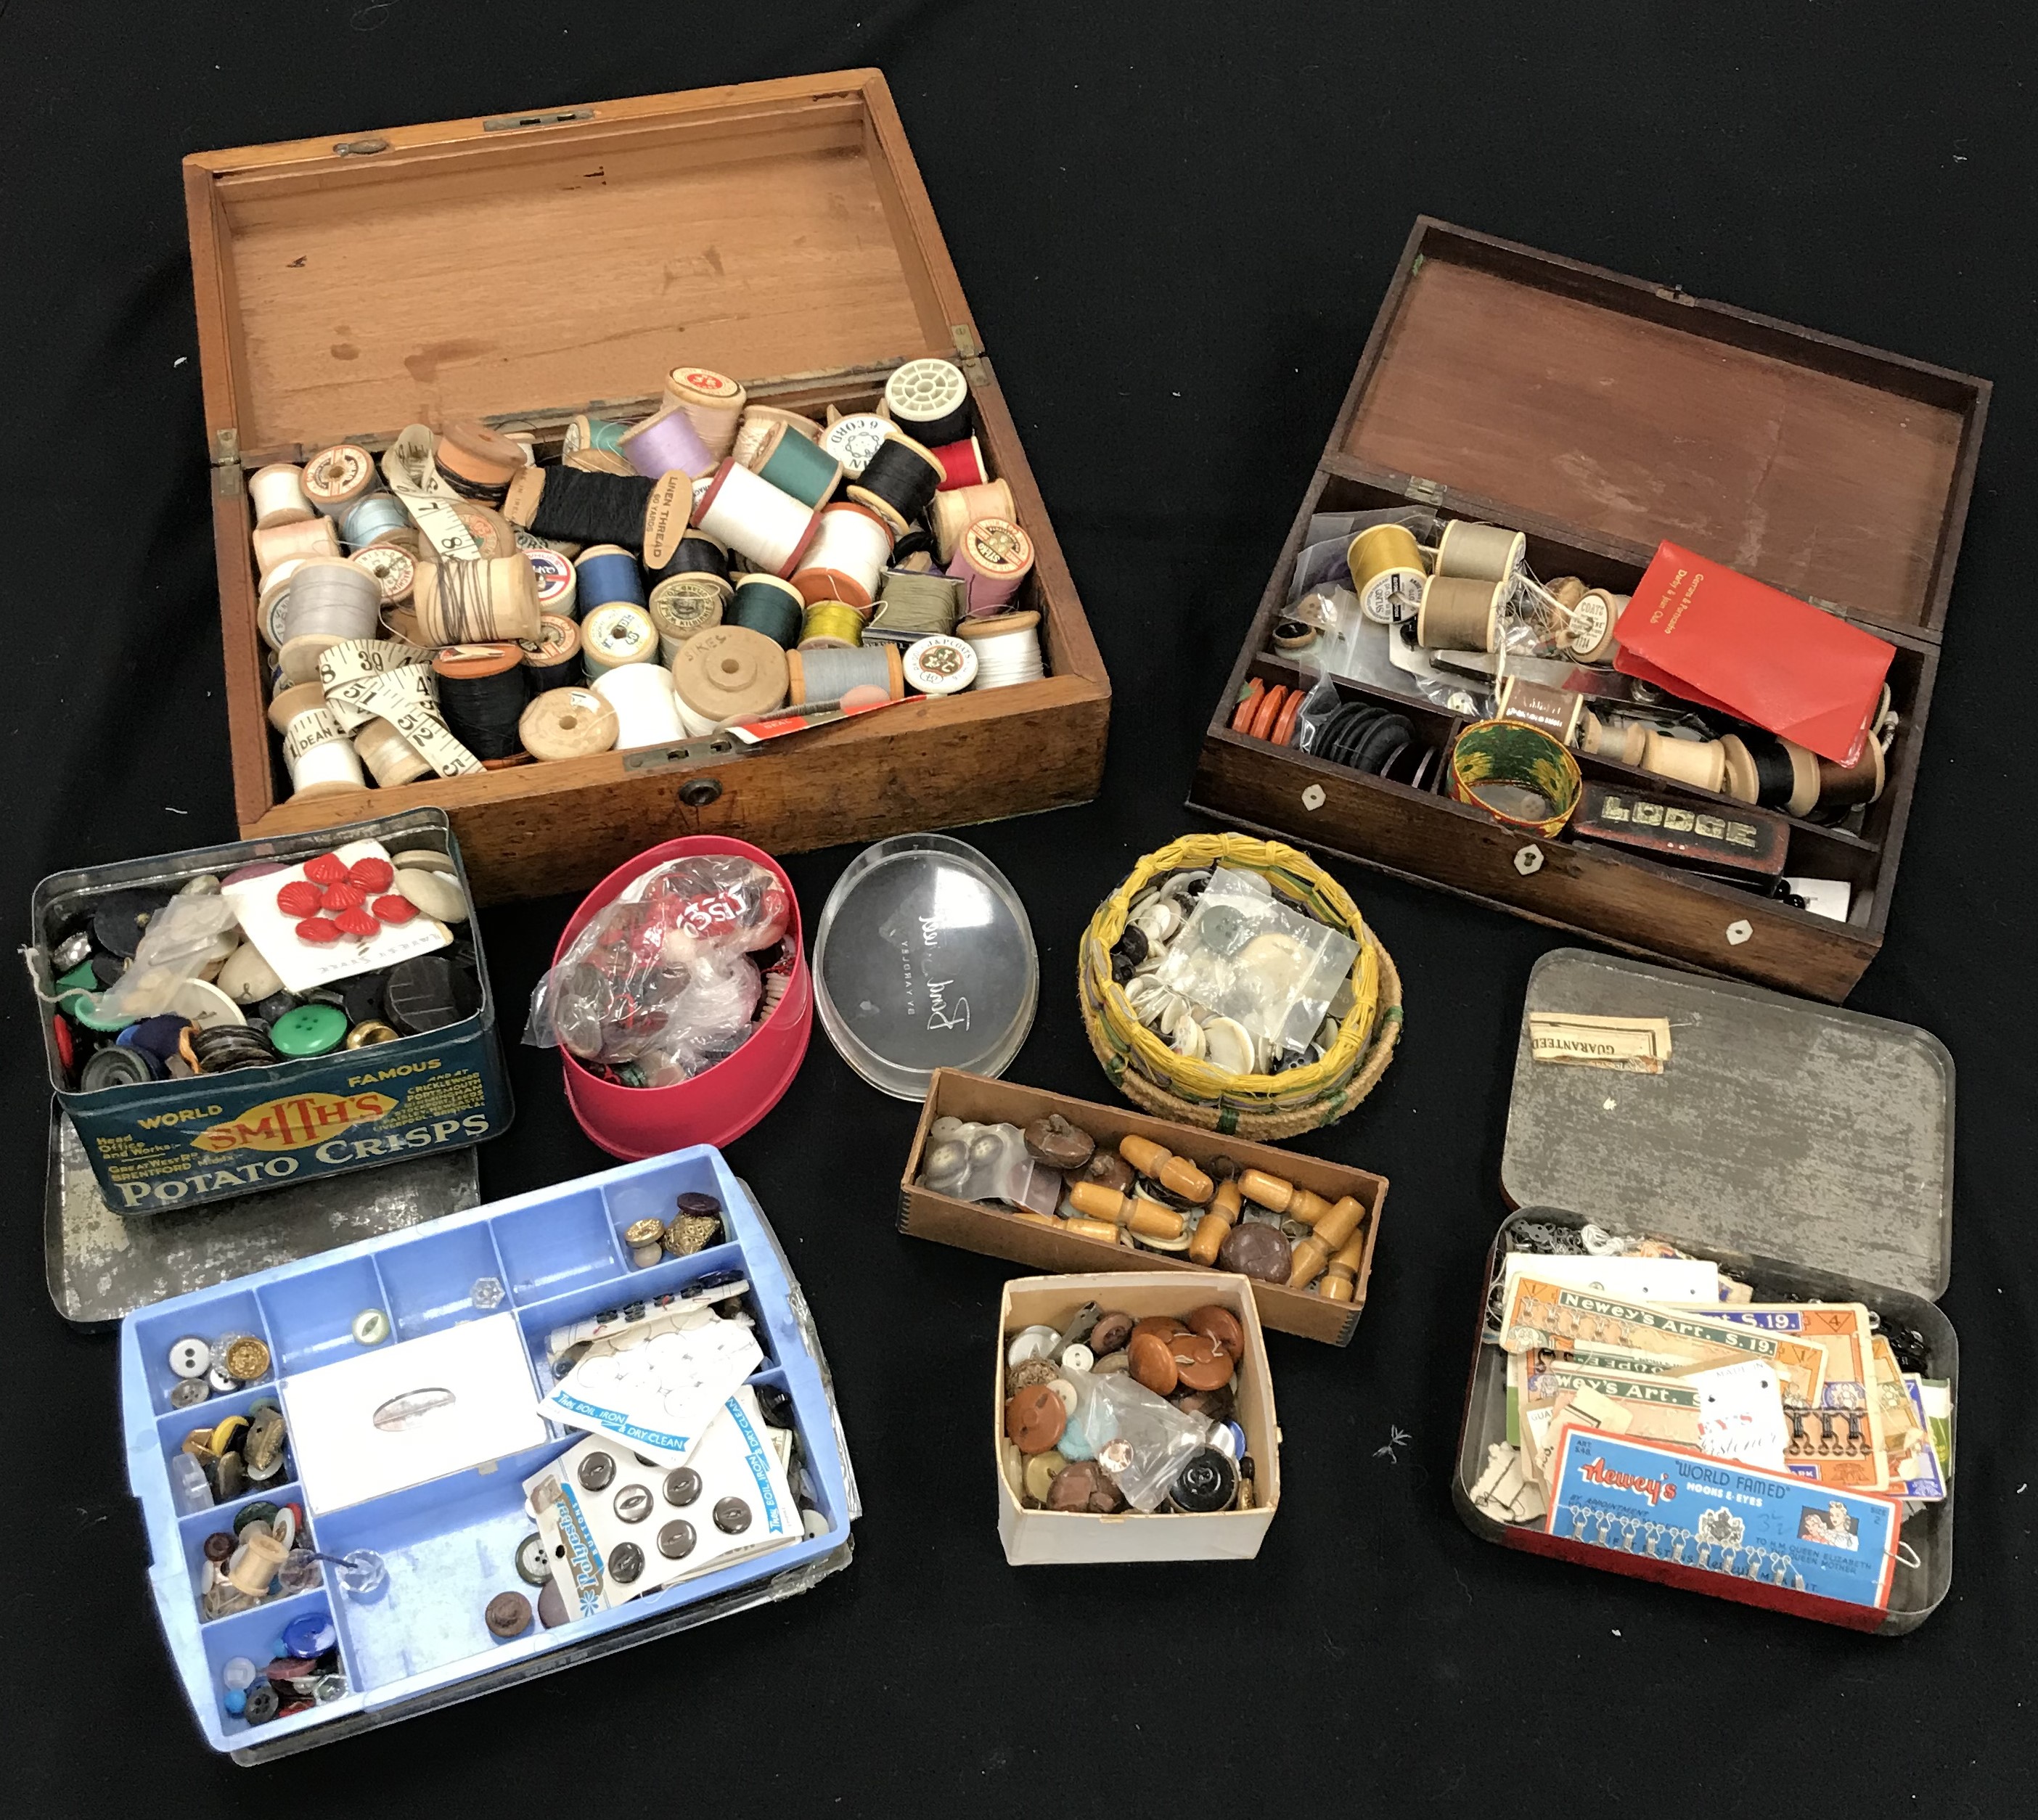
[1336,221,1989,639]
[184,70,973,458]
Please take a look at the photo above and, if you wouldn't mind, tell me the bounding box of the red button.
[349,857,395,893]
[332,909,380,938]
[303,853,349,885]
[52,1014,74,1070]
[321,882,366,912]
[295,917,342,944]
[276,880,324,917]
[372,895,418,925]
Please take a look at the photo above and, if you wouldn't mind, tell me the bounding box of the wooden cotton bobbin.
[1566,589,1629,664]
[674,623,790,727]
[1417,574,1503,652]
[414,554,541,646]
[928,479,1015,563]
[1811,733,1886,818]
[226,1529,290,1597]
[519,685,621,763]
[1435,520,1526,583]
[354,715,433,787]
[1640,730,1727,795]
[1581,712,1648,768]
[253,515,339,578]
[1496,674,1586,746]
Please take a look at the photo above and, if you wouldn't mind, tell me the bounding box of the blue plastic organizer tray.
[120,1147,858,1763]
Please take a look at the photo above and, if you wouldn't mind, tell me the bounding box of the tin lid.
[811,834,1037,1099]
[1502,949,1953,1299]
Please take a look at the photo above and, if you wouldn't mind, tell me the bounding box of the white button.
[351,1308,390,1345]
[1005,1325,1059,1368]
[206,1363,239,1394]
[1047,1378,1079,1417]
[168,1337,212,1380]
[1060,1343,1094,1374]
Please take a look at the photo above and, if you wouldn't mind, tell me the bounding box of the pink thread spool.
[947,516,1034,616]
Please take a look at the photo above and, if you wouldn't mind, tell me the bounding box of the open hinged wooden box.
[185,70,1109,903]
[1190,219,1988,1000]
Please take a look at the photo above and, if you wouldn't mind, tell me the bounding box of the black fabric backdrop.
[3,1,2034,1808]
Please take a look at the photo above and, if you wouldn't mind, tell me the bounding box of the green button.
[270,1003,349,1057]
[54,960,97,993]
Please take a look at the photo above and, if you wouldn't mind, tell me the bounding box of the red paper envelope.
[1614,543,1894,764]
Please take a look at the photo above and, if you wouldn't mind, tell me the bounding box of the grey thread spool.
[282,559,382,642]
[1416,574,1504,652]
[1435,520,1526,583]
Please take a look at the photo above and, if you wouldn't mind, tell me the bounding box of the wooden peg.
[1189,1178,1242,1266]
[1237,1168,1294,1213]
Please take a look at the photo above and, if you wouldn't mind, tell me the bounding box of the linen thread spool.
[520,685,621,762]
[793,502,893,608]
[592,663,686,750]
[620,405,716,482]
[663,368,746,460]
[414,554,542,646]
[785,643,904,707]
[864,570,963,643]
[694,461,819,578]
[253,516,339,578]
[574,545,647,612]
[434,420,526,501]
[525,546,578,620]
[1639,731,1728,795]
[648,575,729,661]
[847,435,944,538]
[1347,522,1426,626]
[580,603,659,677]
[1417,574,1503,652]
[302,444,378,518]
[958,612,1044,690]
[673,625,790,728]
[1566,589,1628,663]
[433,644,532,761]
[279,702,367,801]
[797,602,868,650]
[948,517,1034,616]
[750,423,845,509]
[1434,520,1526,584]
[338,492,410,550]
[354,715,433,787]
[521,613,582,692]
[821,411,894,479]
[928,478,1016,563]
[883,357,973,446]
[1580,712,1648,768]
[727,573,806,649]
[928,435,989,491]
[648,529,732,589]
[731,406,825,471]
[504,467,666,552]
[249,464,313,529]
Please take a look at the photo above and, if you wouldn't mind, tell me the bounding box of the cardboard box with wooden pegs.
[900,1070,1388,1346]
[184,71,1110,904]
[1190,219,1990,1002]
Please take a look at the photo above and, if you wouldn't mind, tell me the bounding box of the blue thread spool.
[338,493,409,550]
[574,544,646,612]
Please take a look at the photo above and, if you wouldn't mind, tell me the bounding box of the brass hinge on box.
[621,734,742,775]
[1404,475,1446,507]
[484,107,596,133]
[212,427,244,499]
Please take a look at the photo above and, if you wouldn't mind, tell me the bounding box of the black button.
[713,1497,751,1534]
[676,1192,721,1218]
[342,971,390,1025]
[576,1451,615,1491]
[753,1385,795,1429]
[250,991,300,1024]
[384,954,479,1035]
[663,1468,701,1507]
[89,953,128,988]
[81,1046,156,1091]
[91,890,170,959]
[658,1520,696,1560]
[607,1541,644,1585]
[243,1683,281,1725]
[1167,1446,1239,1514]
[536,1578,569,1628]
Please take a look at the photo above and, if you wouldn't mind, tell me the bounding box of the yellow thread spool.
[1346,522,1426,625]
[797,601,867,649]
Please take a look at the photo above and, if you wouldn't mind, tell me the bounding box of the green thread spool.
[754,427,844,509]
[1449,718,1582,838]
[727,573,806,649]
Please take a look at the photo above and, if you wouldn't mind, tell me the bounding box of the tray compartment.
[134,1289,275,1414]
[372,1224,512,1342]
[493,1187,626,1300]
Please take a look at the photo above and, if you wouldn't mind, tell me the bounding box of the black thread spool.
[513,466,658,550]
[847,436,941,529]
[647,530,732,588]
[433,645,533,761]
[520,615,582,693]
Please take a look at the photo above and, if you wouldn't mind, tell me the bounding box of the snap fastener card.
[223,840,451,993]
[539,1303,762,1466]
[282,1313,548,1514]
[1545,1425,1902,1609]
[1499,1250,1719,1308]
[1697,1302,1890,1489]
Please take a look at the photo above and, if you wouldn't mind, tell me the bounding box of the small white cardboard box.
[997,1270,1280,1565]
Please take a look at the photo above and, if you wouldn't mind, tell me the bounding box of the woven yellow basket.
[1078,833,1402,1137]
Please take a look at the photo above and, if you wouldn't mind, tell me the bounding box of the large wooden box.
[1190,220,1988,1001]
[185,71,1110,903]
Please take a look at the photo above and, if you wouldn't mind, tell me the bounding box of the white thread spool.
[581,604,659,677]
[792,502,893,610]
[525,547,577,619]
[592,662,685,750]
[959,614,1045,691]
[249,464,313,529]
[252,516,339,578]
[281,705,367,800]
[1435,520,1526,583]
[353,716,433,787]
[694,460,819,578]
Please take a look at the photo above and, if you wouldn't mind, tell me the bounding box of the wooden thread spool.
[731,405,825,470]
[1434,520,1526,583]
[1286,1195,1368,1290]
[354,715,432,787]
[414,555,541,645]
[673,625,790,726]
[249,464,313,529]
[227,1530,290,1596]
[1640,731,1727,795]
[1188,1179,1242,1266]
[1417,574,1503,652]
[1065,1180,1184,1241]
[519,685,620,762]
[253,515,339,578]
[1237,1168,1298,1214]
[1580,712,1648,768]
[1118,1135,1214,1204]
[1317,1227,1370,1303]
[1346,522,1426,625]
[663,367,747,459]
[928,480,1016,563]
[1566,589,1627,663]
[302,443,378,517]
[1543,575,1588,611]
[1496,676,1586,747]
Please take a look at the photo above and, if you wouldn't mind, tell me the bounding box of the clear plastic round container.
[811,833,1037,1099]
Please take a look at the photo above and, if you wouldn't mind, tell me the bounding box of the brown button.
[1130,1316,1188,1345]
[1046,1460,1126,1513]
[486,1591,532,1639]
[202,1531,235,1564]
[1009,1358,1059,1392]
[1128,1329,1179,1396]
[1187,1304,1244,1359]
[1005,1384,1068,1454]
[1170,1332,1233,1391]
[1087,1311,1136,1356]
[1218,1220,1293,1284]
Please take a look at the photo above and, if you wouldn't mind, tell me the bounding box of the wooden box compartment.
[899,1069,1387,1346]
[997,1270,1278,1565]
[1190,220,1988,1001]
[185,70,1110,904]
